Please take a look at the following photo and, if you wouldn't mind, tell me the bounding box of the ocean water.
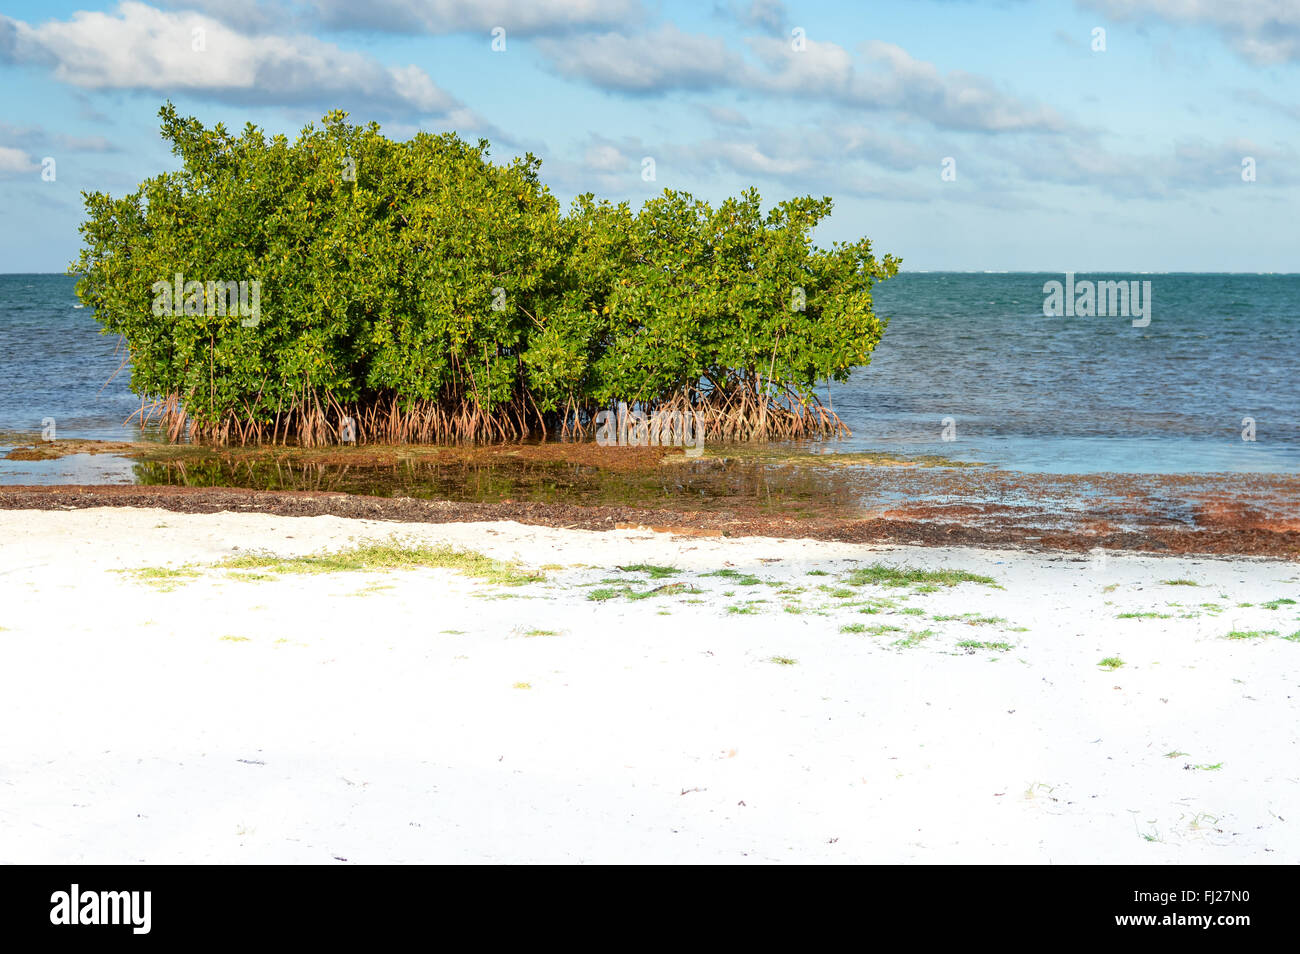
[846,272,1300,473]
[0,274,142,442]
[1,272,1297,476]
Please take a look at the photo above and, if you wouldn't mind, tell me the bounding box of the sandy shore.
[2,507,1298,863]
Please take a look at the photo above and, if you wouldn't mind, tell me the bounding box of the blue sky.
[1,0,1297,272]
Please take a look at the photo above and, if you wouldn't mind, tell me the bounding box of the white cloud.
[308,0,644,36]
[536,24,743,92]
[831,122,932,172]
[583,141,631,173]
[541,120,937,205]
[0,145,39,176]
[55,134,120,152]
[683,119,937,197]
[995,133,1299,197]
[719,0,788,33]
[0,123,120,153]
[155,0,296,31]
[535,26,1066,133]
[1081,0,1300,64]
[747,38,1068,133]
[682,131,935,201]
[744,35,859,97]
[0,2,460,115]
[694,140,814,177]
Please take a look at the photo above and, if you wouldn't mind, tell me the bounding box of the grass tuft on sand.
[701,568,762,585]
[892,629,935,649]
[933,613,1007,626]
[122,541,543,588]
[617,564,679,579]
[842,564,997,588]
[219,542,542,585]
[113,565,202,591]
[956,639,1014,652]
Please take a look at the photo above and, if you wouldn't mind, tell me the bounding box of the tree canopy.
[71,104,899,445]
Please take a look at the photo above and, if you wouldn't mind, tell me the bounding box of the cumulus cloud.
[556,116,1283,209]
[535,26,1066,133]
[683,132,936,202]
[536,23,743,92]
[154,0,297,31]
[997,133,1299,198]
[0,2,461,116]
[58,134,120,152]
[0,145,39,176]
[747,38,1068,133]
[543,118,938,205]
[0,123,120,153]
[308,0,644,36]
[692,139,815,178]
[582,139,632,173]
[1080,0,1300,64]
[831,122,933,172]
[715,0,788,33]
[684,118,937,193]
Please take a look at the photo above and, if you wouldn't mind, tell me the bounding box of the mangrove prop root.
[132,383,850,447]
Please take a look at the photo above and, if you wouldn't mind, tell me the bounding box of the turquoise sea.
[1,272,1297,477]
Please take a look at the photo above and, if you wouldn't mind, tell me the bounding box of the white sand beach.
[1,507,1297,864]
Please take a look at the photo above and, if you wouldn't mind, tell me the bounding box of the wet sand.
[4,439,1297,560]
[2,473,1297,558]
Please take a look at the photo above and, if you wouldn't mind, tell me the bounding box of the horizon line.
[6,270,1300,277]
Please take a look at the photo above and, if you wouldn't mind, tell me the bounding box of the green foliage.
[955,639,1014,652]
[842,564,998,588]
[72,104,898,444]
[118,541,543,587]
[616,564,680,579]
